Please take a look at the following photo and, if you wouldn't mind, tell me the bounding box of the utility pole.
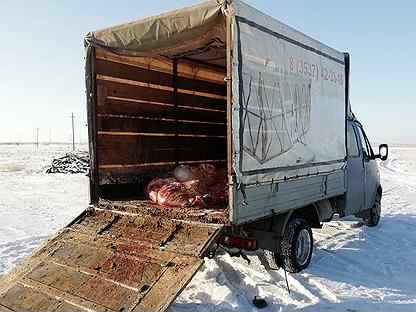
[71,113,75,151]
[36,128,39,149]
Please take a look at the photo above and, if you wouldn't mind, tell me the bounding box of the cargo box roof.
[85,0,227,67]
[84,0,345,66]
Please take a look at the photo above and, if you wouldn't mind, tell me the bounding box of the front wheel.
[275,218,313,273]
[365,193,381,227]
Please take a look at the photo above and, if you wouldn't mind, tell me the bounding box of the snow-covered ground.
[1,144,415,311]
[0,144,88,275]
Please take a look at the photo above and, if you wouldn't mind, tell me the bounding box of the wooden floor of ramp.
[0,208,222,312]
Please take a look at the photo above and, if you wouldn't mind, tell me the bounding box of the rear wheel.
[365,193,381,227]
[275,218,313,273]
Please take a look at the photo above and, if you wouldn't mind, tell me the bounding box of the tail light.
[219,235,258,251]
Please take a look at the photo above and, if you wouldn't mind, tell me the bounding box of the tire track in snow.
[268,269,320,306]
[306,277,340,303]
[215,254,320,309]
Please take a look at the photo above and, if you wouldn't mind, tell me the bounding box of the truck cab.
[345,119,388,226]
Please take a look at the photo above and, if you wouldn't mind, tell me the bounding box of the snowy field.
[0,144,416,311]
[0,144,88,275]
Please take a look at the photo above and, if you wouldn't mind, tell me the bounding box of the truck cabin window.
[347,124,359,157]
[355,125,374,159]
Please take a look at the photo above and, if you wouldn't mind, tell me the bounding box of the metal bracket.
[237,183,248,206]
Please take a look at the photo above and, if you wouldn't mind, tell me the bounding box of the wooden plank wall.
[94,49,227,184]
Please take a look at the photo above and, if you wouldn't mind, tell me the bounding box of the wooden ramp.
[0,208,222,312]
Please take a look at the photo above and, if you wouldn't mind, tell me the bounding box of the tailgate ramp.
[0,208,222,312]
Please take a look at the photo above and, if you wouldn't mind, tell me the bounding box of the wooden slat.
[0,283,62,312]
[99,98,226,124]
[26,262,91,298]
[97,134,226,166]
[95,48,173,73]
[54,302,86,312]
[97,132,225,139]
[0,304,13,312]
[135,255,202,312]
[98,161,227,184]
[97,115,226,137]
[97,80,226,111]
[95,48,226,84]
[43,240,163,292]
[96,59,226,96]
[71,210,221,257]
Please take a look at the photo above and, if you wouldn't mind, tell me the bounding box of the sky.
[0,0,414,144]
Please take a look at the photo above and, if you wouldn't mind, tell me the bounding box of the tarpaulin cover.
[85,0,226,60]
[231,1,347,184]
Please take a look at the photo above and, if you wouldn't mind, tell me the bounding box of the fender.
[356,184,382,219]
[371,185,382,206]
[275,210,295,237]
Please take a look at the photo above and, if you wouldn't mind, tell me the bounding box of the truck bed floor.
[98,199,229,224]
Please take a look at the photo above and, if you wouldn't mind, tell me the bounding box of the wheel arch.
[274,204,321,237]
[291,204,321,229]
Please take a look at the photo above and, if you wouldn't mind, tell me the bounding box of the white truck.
[0,1,388,311]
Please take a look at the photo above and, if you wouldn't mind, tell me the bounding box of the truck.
[0,1,389,311]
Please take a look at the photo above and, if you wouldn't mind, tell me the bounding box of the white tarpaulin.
[232,1,347,184]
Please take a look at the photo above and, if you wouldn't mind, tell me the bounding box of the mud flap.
[0,208,223,312]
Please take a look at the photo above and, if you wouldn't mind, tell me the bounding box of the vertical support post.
[226,14,235,222]
[36,128,39,149]
[344,52,350,159]
[172,58,179,166]
[71,112,75,151]
[226,15,233,177]
[86,46,99,204]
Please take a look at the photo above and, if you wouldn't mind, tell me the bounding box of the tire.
[365,192,381,227]
[275,218,313,273]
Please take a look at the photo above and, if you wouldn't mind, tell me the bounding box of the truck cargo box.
[82,0,347,225]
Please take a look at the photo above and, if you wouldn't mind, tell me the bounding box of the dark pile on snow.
[46,151,89,174]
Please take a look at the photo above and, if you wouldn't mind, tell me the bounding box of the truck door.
[345,122,365,215]
[354,124,379,210]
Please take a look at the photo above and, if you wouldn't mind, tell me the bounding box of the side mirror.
[376,144,388,161]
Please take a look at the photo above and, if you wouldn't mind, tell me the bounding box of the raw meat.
[157,182,200,207]
[146,178,176,203]
[146,164,228,208]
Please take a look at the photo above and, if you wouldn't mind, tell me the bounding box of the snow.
[1,144,416,311]
[0,144,88,275]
